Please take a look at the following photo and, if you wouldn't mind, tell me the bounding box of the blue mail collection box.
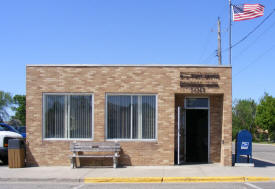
[235,130,252,163]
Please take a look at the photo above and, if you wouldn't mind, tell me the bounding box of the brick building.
[26,64,232,166]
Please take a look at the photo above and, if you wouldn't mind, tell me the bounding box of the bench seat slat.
[71,150,120,152]
[70,155,120,158]
[72,146,120,148]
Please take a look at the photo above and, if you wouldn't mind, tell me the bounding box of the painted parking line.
[244,183,263,189]
[253,156,275,164]
[73,183,85,189]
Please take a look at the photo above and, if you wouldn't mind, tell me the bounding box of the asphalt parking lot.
[252,143,275,164]
[0,182,275,189]
[232,143,275,166]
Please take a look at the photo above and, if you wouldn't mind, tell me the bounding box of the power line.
[233,19,275,60]
[234,42,275,77]
[197,23,216,63]
[198,50,217,65]
[231,9,275,49]
[197,4,228,64]
[222,8,275,53]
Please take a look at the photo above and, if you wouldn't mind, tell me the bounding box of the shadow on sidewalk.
[232,154,275,167]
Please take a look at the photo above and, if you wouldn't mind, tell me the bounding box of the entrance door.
[184,98,209,163]
[177,106,185,164]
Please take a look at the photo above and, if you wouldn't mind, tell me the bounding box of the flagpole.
[229,0,232,65]
[229,0,232,66]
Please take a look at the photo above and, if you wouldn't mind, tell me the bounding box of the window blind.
[43,94,93,139]
[107,95,156,140]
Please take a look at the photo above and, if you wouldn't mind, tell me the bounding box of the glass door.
[177,106,185,164]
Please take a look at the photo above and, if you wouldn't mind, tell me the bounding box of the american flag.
[232,4,264,21]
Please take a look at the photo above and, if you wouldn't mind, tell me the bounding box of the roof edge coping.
[26,64,232,68]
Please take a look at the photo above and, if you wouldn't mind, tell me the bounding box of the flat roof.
[27,64,231,68]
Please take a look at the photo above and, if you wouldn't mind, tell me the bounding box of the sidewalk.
[1,163,275,183]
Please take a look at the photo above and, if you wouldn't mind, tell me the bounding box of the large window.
[43,93,93,139]
[106,94,157,140]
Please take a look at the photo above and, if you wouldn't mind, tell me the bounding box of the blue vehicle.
[17,126,26,138]
[0,123,25,139]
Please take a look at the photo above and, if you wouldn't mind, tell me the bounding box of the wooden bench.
[70,141,120,168]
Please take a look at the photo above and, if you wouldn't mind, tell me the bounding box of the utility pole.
[229,0,232,65]
[217,17,222,65]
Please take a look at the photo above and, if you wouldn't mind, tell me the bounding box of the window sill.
[42,138,94,141]
[106,139,157,142]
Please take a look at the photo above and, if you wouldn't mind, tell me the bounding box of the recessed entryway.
[175,96,210,165]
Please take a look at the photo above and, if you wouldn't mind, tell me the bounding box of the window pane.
[186,98,208,108]
[132,96,139,139]
[44,95,65,138]
[70,95,93,138]
[0,125,8,131]
[142,96,156,139]
[107,96,131,139]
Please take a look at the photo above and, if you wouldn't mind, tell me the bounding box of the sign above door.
[180,72,220,93]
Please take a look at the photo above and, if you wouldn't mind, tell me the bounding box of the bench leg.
[113,156,118,168]
[71,157,76,169]
[71,157,73,168]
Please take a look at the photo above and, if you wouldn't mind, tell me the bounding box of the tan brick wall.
[210,95,223,163]
[26,66,232,166]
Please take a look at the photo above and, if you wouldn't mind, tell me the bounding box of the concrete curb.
[1,177,275,183]
[84,177,275,183]
[245,177,271,182]
[84,177,162,183]
[253,143,275,146]
[163,177,245,183]
[0,178,83,183]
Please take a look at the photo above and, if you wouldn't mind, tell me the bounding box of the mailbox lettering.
[241,142,249,150]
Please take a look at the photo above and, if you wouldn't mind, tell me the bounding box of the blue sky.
[0,0,274,102]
